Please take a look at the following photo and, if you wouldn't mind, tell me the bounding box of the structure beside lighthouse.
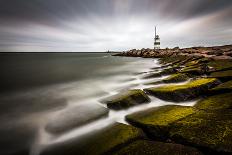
[154,26,160,50]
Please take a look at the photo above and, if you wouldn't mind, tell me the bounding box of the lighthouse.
[154,26,160,50]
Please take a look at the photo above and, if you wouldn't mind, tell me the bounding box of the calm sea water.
[0,53,196,155]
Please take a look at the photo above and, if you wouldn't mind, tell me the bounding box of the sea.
[0,53,196,155]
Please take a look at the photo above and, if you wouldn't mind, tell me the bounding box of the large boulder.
[41,123,145,155]
[169,111,232,153]
[113,140,203,155]
[144,78,220,102]
[100,90,150,110]
[45,104,109,134]
[126,105,197,139]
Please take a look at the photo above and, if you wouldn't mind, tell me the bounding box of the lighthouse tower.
[154,26,160,50]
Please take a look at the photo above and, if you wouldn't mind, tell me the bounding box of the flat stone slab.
[45,104,109,134]
[194,92,232,112]
[210,80,232,93]
[126,105,197,139]
[100,90,150,110]
[144,78,220,102]
[169,111,232,153]
[41,123,145,155]
[113,140,203,155]
[162,73,189,83]
[210,70,232,80]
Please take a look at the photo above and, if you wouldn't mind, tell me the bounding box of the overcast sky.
[0,0,231,52]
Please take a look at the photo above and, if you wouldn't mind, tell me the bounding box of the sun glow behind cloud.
[0,0,231,52]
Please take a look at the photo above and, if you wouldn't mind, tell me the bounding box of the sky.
[0,0,231,52]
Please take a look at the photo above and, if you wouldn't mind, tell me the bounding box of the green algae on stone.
[169,111,232,153]
[113,140,203,155]
[210,80,232,93]
[162,73,189,83]
[144,78,220,102]
[208,59,232,72]
[210,70,232,81]
[195,92,232,111]
[41,123,145,155]
[101,89,150,110]
[126,105,197,139]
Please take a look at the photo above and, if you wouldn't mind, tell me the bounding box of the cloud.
[0,0,231,52]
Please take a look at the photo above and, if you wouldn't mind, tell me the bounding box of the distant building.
[154,26,160,50]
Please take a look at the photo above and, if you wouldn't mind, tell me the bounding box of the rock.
[194,92,232,112]
[144,78,220,102]
[41,123,145,155]
[180,64,209,75]
[45,104,109,134]
[162,73,189,83]
[169,111,232,153]
[100,90,150,110]
[210,70,232,81]
[208,59,232,72]
[210,80,232,94]
[126,105,197,140]
[113,140,203,155]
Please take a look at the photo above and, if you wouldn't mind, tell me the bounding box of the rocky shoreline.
[40,45,232,155]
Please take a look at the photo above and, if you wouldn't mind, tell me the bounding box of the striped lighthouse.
[154,26,160,50]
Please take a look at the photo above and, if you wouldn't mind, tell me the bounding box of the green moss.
[210,70,232,80]
[169,111,232,153]
[194,92,232,111]
[208,60,232,72]
[210,80,232,93]
[101,89,150,110]
[41,123,145,155]
[162,73,189,83]
[144,78,220,102]
[113,140,203,155]
[126,105,197,139]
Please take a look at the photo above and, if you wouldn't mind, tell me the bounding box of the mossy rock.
[194,92,232,112]
[41,123,145,155]
[210,70,232,81]
[159,56,187,64]
[208,59,232,72]
[162,73,189,83]
[210,80,232,94]
[113,140,203,155]
[144,78,220,102]
[143,68,178,79]
[100,90,150,110]
[169,111,232,153]
[180,64,209,75]
[126,105,197,140]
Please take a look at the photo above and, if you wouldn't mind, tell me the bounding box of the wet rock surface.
[41,123,145,155]
[100,89,150,110]
[113,140,204,155]
[144,78,220,102]
[126,105,197,140]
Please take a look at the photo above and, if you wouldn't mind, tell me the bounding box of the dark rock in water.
[112,140,203,155]
[100,90,150,110]
[126,105,197,140]
[209,80,232,94]
[144,78,220,102]
[45,104,109,134]
[162,73,189,83]
[169,111,232,153]
[210,70,232,81]
[41,123,145,155]
[194,92,232,112]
